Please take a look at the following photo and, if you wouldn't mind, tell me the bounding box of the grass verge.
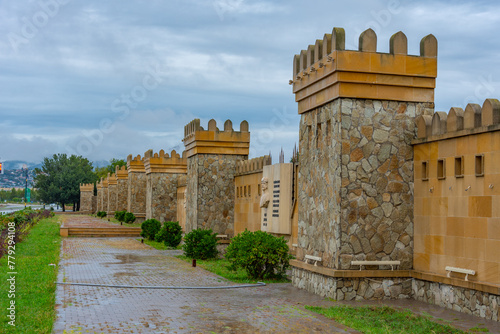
[141,238,181,250]
[305,305,470,334]
[176,255,290,284]
[0,216,61,334]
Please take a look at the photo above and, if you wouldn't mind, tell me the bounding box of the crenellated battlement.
[144,149,188,174]
[107,172,117,185]
[183,118,250,158]
[101,177,109,188]
[415,98,500,142]
[127,154,145,172]
[80,183,94,192]
[116,165,128,180]
[291,27,438,114]
[235,155,272,175]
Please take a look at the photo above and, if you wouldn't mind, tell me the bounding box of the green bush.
[183,228,218,260]
[155,221,183,247]
[114,210,126,222]
[96,211,107,218]
[124,212,136,224]
[225,230,292,279]
[141,219,161,240]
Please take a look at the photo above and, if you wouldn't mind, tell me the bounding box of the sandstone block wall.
[414,99,500,285]
[234,155,271,235]
[177,177,187,231]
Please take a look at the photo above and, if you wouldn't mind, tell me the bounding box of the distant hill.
[0,159,112,188]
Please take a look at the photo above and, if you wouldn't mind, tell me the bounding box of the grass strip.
[305,305,469,334]
[0,216,61,334]
[175,255,290,284]
[141,238,181,250]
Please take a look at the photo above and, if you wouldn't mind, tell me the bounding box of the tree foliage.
[34,154,96,211]
[94,158,126,180]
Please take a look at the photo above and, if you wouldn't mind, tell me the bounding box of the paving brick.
[53,216,356,333]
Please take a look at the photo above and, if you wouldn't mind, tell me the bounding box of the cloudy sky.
[1,0,500,164]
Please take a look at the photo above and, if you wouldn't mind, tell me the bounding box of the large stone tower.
[290,27,437,296]
[183,119,250,236]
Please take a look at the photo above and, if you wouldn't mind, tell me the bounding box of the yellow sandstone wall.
[414,99,500,284]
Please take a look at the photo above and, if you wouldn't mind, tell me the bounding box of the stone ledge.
[291,260,500,295]
[412,270,500,295]
[290,259,411,278]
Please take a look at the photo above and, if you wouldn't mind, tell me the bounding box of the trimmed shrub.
[96,211,107,218]
[183,228,218,260]
[225,230,292,279]
[114,210,126,222]
[155,221,183,248]
[141,219,161,240]
[124,212,136,224]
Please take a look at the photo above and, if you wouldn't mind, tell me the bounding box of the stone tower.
[183,119,250,236]
[115,165,128,212]
[127,154,147,223]
[291,27,437,280]
[144,149,187,222]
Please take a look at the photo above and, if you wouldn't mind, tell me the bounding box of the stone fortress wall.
[80,25,500,321]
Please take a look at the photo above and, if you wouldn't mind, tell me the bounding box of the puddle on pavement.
[114,254,144,264]
[113,271,139,278]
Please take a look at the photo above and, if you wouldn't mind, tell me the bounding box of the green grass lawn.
[0,216,61,334]
[175,255,290,284]
[305,305,476,334]
[141,238,182,250]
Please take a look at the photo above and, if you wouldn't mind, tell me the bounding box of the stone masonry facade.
[297,98,433,270]
[146,173,183,222]
[186,154,245,235]
[127,171,146,220]
[116,178,128,211]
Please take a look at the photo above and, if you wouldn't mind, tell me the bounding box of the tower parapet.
[183,119,250,158]
[144,149,187,174]
[235,155,272,176]
[291,28,438,114]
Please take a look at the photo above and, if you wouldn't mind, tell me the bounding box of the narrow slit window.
[258,184,261,196]
[248,185,251,196]
[316,123,322,148]
[326,120,331,143]
[475,155,484,177]
[236,187,239,198]
[437,159,446,180]
[244,186,247,197]
[422,161,429,181]
[455,156,464,178]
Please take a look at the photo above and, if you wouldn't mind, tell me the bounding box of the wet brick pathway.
[53,216,500,333]
[53,236,357,333]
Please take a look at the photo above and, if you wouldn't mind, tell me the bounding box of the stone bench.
[304,255,322,266]
[351,260,400,271]
[446,266,475,281]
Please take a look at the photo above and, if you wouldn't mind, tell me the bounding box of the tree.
[94,158,126,180]
[34,154,96,212]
